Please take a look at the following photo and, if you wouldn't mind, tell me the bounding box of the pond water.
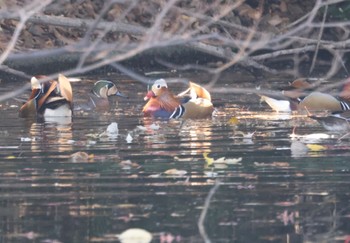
[1,72,350,243]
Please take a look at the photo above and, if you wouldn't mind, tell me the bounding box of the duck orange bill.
[144,90,155,101]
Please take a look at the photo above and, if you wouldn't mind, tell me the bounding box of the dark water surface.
[1,72,350,243]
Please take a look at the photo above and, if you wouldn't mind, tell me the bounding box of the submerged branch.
[198,180,221,243]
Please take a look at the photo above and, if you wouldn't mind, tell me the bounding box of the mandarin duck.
[142,79,214,119]
[298,77,350,112]
[260,78,314,112]
[88,80,127,111]
[262,78,350,113]
[19,74,73,118]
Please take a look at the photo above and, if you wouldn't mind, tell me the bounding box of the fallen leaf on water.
[228,116,239,125]
[203,152,214,166]
[174,156,193,161]
[118,228,152,243]
[126,133,133,143]
[254,162,290,167]
[7,231,40,240]
[70,152,94,162]
[306,144,327,151]
[106,122,119,137]
[216,157,242,165]
[86,133,101,139]
[20,137,35,142]
[203,153,242,166]
[164,169,187,176]
[119,160,140,169]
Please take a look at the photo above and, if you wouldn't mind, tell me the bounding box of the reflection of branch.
[198,180,220,243]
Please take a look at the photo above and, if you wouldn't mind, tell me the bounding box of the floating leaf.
[222,157,242,164]
[164,169,187,176]
[254,161,289,167]
[204,153,242,166]
[20,137,35,142]
[174,156,193,161]
[106,122,119,138]
[203,152,214,166]
[126,133,133,143]
[118,228,152,243]
[306,144,327,151]
[120,160,140,169]
[228,116,239,125]
[70,151,94,162]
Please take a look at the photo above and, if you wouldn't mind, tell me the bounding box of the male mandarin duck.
[261,77,350,113]
[142,79,214,119]
[88,80,127,111]
[260,78,314,112]
[19,74,73,118]
[297,78,350,112]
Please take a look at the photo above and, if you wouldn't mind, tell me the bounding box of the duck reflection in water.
[140,118,213,158]
[28,121,73,153]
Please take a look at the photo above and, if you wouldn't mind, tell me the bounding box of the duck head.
[144,79,168,101]
[142,79,182,117]
[92,80,127,99]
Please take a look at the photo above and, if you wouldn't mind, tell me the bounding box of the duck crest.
[189,81,211,100]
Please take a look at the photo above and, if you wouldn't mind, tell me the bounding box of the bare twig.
[309,4,328,75]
